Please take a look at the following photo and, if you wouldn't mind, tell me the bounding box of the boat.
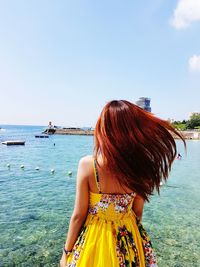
[35,134,49,138]
[2,140,25,145]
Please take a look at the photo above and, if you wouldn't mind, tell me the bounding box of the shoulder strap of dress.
[93,158,101,193]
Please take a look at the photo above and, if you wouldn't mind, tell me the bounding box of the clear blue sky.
[0,0,200,127]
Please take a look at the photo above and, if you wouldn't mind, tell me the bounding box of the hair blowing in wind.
[94,100,186,201]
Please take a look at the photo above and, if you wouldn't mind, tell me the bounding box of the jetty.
[43,127,94,136]
[42,122,200,139]
[42,128,200,139]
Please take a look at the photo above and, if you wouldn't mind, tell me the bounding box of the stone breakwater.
[172,130,200,140]
[43,128,94,136]
[43,128,200,139]
[55,129,94,135]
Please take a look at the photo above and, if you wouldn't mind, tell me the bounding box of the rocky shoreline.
[43,128,200,139]
[43,128,94,136]
[173,130,200,140]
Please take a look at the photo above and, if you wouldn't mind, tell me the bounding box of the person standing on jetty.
[60,100,185,267]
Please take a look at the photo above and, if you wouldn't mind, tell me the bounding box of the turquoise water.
[0,125,200,267]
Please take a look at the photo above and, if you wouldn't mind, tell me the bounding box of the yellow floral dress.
[66,160,157,267]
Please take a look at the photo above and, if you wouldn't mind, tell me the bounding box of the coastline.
[172,130,200,140]
[43,128,200,139]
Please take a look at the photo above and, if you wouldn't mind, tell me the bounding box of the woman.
[60,100,185,267]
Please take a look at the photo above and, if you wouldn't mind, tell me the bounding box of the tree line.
[172,113,200,130]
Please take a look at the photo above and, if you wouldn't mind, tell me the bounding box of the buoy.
[7,164,10,168]
[20,165,25,169]
[51,169,55,174]
[68,171,72,176]
[160,182,163,186]
[35,167,40,171]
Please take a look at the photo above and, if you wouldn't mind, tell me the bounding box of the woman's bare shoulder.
[78,155,94,176]
[79,155,93,165]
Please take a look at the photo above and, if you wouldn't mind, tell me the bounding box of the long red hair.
[94,100,185,201]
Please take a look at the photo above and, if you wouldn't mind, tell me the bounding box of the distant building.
[136,97,151,112]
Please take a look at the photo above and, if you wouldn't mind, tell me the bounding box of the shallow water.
[0,126,200,266]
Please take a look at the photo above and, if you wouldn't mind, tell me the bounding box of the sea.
[0,125,200,267]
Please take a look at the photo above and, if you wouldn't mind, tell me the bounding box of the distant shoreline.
[172,130,200,140]
[43,128,200,139]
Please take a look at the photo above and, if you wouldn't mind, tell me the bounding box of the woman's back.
[64,156,157,267]
[87,155,134,195]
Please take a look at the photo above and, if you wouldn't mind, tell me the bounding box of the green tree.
[172,120,187,130]
[186,114,200,129]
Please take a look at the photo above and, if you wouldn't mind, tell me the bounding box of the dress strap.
[93,159,101,193]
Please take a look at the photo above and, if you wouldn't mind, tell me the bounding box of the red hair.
[94,100,185,201]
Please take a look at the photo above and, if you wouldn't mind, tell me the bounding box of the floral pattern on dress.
[66,225,87,267]
[66,193,158,267]
[116,225,139,267]
[137,219,158,267]
[88,193,135,215]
